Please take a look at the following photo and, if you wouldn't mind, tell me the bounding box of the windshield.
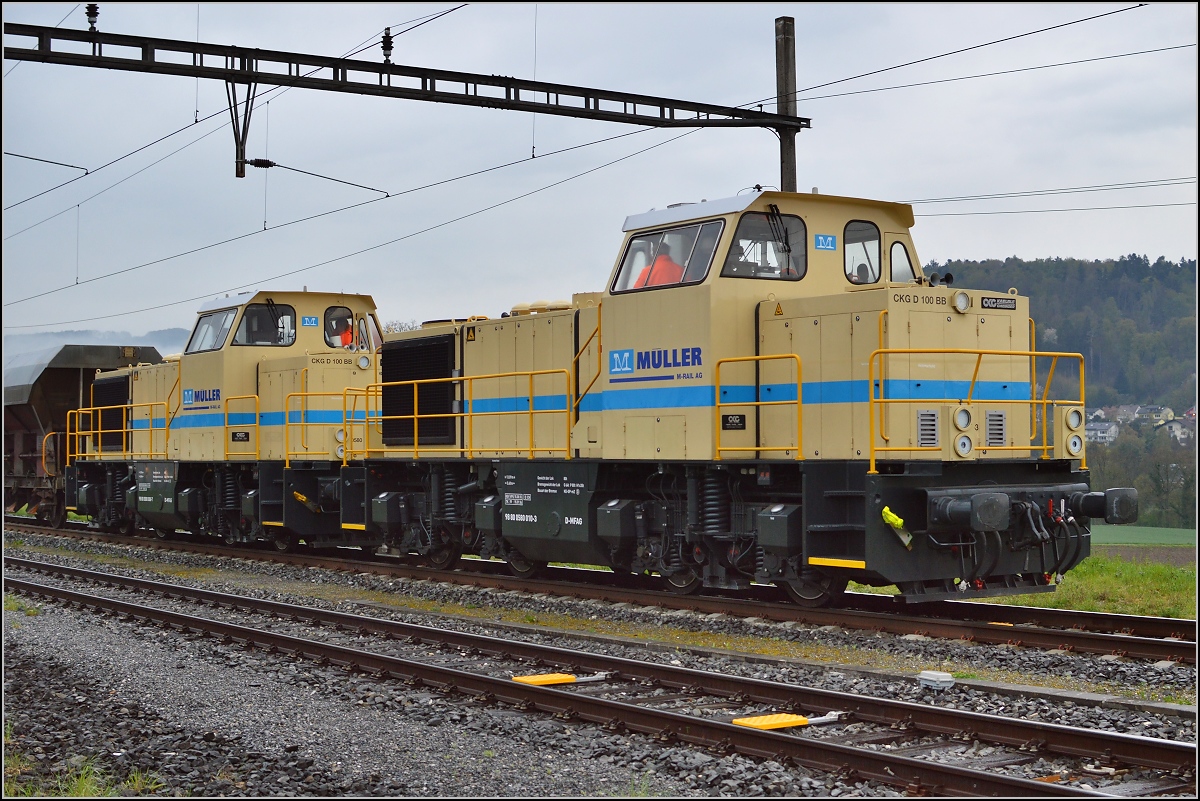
[185,309,237,353]
[721,211,806,280]
[232,302,296,346]
[611,221,723,292]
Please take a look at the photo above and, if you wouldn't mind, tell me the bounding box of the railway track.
[6,556,1195,797]
[5,517,1196,664]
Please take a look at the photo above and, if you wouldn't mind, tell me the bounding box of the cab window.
[325,306,355,349]
[890,241,917,283]
[232,302,296,346]
[611,221,723,292]
[721,208,806,280]
[844,221,881,285]
[185,308,237,354]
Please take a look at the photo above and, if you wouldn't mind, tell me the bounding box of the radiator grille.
[381,334,456,446]
[917,410,939,448]
[986,411,1007,447]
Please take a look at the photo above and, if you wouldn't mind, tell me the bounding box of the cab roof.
[194,289,377,315]
[622,190,915,232]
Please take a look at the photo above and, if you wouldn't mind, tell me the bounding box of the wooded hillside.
[928,255,1197,412]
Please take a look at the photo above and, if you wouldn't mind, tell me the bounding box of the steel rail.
[5,519,1194,661]
[4,575,1113,797]
[7,555,1194,774]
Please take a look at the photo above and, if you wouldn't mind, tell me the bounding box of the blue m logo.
[183,389,194,404]
[609,349,634,374]
[814,234,837,251]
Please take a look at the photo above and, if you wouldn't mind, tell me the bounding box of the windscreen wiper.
[766,203,792,268]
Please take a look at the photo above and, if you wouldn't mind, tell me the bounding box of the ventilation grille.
[917,410,939,448]
[381,334,456,446]
[986,411,1007,447]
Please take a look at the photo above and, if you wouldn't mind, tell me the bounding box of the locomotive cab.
[63,290,387,551]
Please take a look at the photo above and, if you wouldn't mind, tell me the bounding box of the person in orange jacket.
[633,243,685,288]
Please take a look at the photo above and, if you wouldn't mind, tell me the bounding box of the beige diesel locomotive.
[64,189,1137,606]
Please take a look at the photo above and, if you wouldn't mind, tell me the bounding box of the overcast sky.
[3,2,1196,336]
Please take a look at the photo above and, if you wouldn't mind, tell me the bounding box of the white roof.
[622,192,761,232]
[195,292,253,314]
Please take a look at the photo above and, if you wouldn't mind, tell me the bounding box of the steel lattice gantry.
[3,23,810,132]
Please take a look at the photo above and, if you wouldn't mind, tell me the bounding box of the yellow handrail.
[714,354,803,460]
[346,369,574,462]
[1028,318,1038,443]
[165,372,181,431]
[867,347,1085,474]
[223,394,261,460]
[66,401,169,463]
[300,367,309,450]
[878,309,890,443]
[571,302,602,419]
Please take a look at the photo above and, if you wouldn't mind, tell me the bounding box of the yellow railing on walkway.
[223,394,261,460]
[867,348,1085,474]
[345,369,573,463]
[714,354,803,461]
[66,402,169,465]
[283,390,368,467]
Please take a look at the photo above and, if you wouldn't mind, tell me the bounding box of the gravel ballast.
[3,530,1195,796]
[4,601,900,797]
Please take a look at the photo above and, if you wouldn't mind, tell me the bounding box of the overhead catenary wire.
[2,152,89,172]
[3,125,659,307]
[764,43,1196,107]
[742,3,1148,109]
[6,12,1192,307]
[4,5,1188,324]
[914,202,1196,217]
[902,177,1197,204]
[1,5,468,213]
[4,128,700,329]
[2,3,78,78]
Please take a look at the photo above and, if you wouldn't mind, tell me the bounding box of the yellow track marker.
[512,673,577,686]
[731,713,809,730]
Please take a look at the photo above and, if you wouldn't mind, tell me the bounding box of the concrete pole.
[775,16,797,193]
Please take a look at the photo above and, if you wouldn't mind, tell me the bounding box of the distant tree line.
[927,255,1197,413]
[1087,420,1197,528]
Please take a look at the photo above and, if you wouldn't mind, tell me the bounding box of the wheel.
[664,569,702,595]
[778,571,848,608]
[273,533,298,553]
[116,517,135,536]
[223,529,240,546]
[426,538,462,570]
[154,528,173,540]
[506,551,547,579]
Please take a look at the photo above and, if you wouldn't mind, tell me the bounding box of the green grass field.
[1089,524,1196,546]
[853,554,1196,618]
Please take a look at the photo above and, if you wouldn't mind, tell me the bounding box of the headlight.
[1066,408,1083,430]
[955,434,973,457]
[953,291,970,313]
[954,407,972,431]
[358,355,371,370]
[1067,434,1083,456]
[335,444,346,459]
[335,428,345,443]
